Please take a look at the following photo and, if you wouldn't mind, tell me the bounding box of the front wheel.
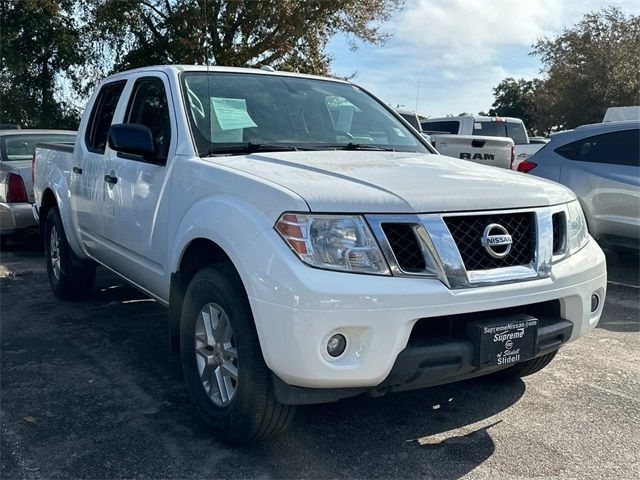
[180,264,295,444]
[44,207,96,300]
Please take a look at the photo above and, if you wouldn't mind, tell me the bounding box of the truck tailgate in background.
[431,134,514,169]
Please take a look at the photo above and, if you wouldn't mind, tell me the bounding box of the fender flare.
[41,169,88,259]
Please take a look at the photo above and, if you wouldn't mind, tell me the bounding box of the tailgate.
[431,134,514,169]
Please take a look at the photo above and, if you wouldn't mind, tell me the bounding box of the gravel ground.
[1,236,638,479]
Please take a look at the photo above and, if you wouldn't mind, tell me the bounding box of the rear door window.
[575,129,639,166]
[506,123,528,145]
[85,81,126,154]
[421,120,460,134]
[554,141,579,160]
[124,77,172,160]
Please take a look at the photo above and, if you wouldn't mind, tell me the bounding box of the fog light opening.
[590,294,600,313]
[327,333,347,358]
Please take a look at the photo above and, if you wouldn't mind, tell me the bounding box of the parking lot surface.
[1,238,639,479]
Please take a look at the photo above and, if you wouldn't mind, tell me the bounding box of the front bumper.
[240,232,606,395]
[0,202,38,235]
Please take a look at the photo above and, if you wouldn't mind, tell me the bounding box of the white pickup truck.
[397,110,514,169]
[33,65,607,444]
[421,115,544,168]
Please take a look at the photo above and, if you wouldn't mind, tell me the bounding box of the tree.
[532,7,640,130]
[82,0,403,82]
[486,78,543,135]
[0,0,83,128]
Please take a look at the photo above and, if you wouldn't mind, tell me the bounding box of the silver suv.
[521,121,639,251]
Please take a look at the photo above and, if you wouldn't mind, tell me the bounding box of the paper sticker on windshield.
[474,122,482,129]
[211,97,257,131]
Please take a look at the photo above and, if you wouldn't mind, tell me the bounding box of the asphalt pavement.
[1,236,639,479]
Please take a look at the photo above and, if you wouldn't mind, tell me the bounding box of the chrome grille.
[381,223,426,272]
[443,213,535,270]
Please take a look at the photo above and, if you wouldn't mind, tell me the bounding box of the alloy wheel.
[194,302,239,407]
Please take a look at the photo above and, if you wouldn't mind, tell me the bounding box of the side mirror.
[108,124,156,160]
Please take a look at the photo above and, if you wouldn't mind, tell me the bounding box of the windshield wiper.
[319,143,396,152]
[204,142,300,156]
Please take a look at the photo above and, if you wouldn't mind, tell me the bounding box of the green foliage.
[1,0,402,128]
[82,0,403,77]
[487,7,640,135]
[487,78,543,135]
[0,0,82,128]
[532,6,640,131]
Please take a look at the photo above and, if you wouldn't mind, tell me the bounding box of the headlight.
[566,200,589,255]
[275,213,390,275]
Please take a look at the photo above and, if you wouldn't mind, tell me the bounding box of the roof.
[105,64,350,85]
[549,120,639,141]
[423,115,524,123]
[0,129,76,137]
[603,106,640,122]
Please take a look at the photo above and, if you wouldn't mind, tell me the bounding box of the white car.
[33,65,607,444]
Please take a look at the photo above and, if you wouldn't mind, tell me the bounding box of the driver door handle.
[104,174,118,184]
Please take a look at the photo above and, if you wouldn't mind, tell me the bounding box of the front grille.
[552,212,565,255]
[443,212,535,271]
[381,223,426,272]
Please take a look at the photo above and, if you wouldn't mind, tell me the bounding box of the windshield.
[0,134,75,161]
[181,72,429,155]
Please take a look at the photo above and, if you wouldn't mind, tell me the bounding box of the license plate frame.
[467,314,539,368]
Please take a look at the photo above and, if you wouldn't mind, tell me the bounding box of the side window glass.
[125,77,172,160]
[507,123,528,145]
[554,141,579,160]
[575,129,639,166]
[421,121,459,134]
[85,81,126,153]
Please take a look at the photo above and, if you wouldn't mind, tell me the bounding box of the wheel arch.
[39,188,59,245]
[169,237,249,355]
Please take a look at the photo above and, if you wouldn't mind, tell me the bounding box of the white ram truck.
[421,115,544,168]
[397,109,514,169]
[33,65,607,444]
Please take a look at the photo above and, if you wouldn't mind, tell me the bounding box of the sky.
[327,0,640,117]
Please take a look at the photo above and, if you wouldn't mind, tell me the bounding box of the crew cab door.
[71,80,127,262]
[101,73,175,295]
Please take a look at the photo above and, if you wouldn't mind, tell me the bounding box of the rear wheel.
[44,207,96,300]
[487,350,558,380]
[180,264,295,444]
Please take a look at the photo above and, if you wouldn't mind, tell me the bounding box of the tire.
[487,350,558,380]
[0,235,6,249]
[44,207,96,300]
[180,264,295,444]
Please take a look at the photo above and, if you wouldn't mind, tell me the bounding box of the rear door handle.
[104,174,118,184]
[72,166,82,174]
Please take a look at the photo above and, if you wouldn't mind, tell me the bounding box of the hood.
[210,151,575,213]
